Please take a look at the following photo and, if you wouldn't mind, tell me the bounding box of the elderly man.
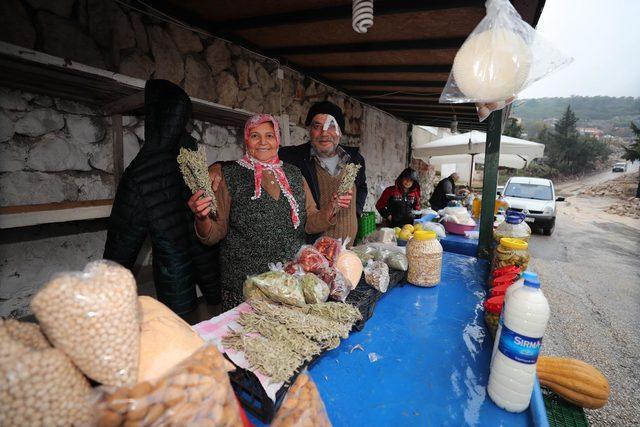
[279,101,367,244]
[429,172,459,211]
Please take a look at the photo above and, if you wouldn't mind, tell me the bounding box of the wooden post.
[478,109,503,259]
[112,114,124,189]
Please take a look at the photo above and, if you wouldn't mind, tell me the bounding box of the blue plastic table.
[249,252,548,426]
[439,232,479,257]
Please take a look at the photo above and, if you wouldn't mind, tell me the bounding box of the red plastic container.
[492,265,521,278]
[491,284,511,297]
[484,295,505,314]
[492,273,519,288]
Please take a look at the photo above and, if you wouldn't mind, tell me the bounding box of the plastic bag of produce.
[0,319,94,427]
[439,0,572,121]
[97,345,246,427]
[313,236,342,266]
[272,373,331,427]
[301,273,330,304]
[243,277,269,302]
[386,252,409,271]
[250,271,306,307]
[295,245,330,273]
[364,260,390,293]
[351,246,375,265]
[328,269,352,302]
[375,227,397,244]
[30,260,139,387]
[420,222,446,239]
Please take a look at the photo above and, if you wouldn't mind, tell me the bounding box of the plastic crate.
[542,387,589,427]
[357,211,376,240]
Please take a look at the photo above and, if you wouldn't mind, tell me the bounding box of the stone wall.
[0,0,365,144]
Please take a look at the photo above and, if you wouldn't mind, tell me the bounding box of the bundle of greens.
[177,146,217,218]
[223,300,361,382]
[337,163,361,196]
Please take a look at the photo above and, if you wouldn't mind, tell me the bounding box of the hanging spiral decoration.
[352,0,374,34]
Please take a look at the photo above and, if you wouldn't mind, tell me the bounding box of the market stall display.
[407,230,443,287]
[364,260,390,293]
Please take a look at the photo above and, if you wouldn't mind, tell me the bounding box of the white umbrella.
[412,130,545,159]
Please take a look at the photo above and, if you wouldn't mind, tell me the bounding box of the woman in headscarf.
[188,114,352,310]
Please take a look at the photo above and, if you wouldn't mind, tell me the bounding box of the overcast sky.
[519,0,640,99]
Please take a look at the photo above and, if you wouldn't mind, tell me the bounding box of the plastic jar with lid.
[494,209,532,243]
[492,237,530,272]
[406,230,443,287]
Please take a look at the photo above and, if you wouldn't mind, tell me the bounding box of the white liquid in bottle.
[488,273,549,412]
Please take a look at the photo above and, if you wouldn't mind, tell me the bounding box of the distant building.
[542,118,558,126]
[577,127,604,139]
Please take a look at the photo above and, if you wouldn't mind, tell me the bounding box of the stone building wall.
[0,0,410,317]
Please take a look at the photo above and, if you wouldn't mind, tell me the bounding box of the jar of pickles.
[492,237,529,272]
[407,230,442,287]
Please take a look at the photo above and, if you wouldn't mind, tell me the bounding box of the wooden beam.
[208,0,482,31]
[0,199,113,229]
[371,100,475,108]
[112,114,124,189]
[334,79,445,87]
[311,64,453,73]
[104,91,145,115]
[269,38,464,56]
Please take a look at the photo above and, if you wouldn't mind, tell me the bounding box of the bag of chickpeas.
[97,345,246,427]
[0,319,95,427]
[272,373,332,427]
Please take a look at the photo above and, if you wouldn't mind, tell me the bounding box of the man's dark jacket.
[429,176,456,211]
[278,142,368,217]
[103,80,220,315]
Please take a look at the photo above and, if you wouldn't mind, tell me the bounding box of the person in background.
[375,168,421,227]
[429,172,459,211]
[279,101,367,245]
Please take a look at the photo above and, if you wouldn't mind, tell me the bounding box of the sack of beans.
[272,373,331,427]
[97,345,245,427]
[0,319,94,427]
[31,260,140,387]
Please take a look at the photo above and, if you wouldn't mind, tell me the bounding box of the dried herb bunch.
[338,163,361,195]
[223,300,361,382]
[177,146,217,218]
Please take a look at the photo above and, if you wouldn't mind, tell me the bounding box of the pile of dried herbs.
[177,146,217,218]
[223,300,361,382]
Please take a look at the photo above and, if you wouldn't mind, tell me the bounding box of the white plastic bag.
[439,0,572,121]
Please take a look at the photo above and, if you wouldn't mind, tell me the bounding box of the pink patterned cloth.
[238,114,301,229]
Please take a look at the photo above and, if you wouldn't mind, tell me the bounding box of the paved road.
[555,161,639,196]
[527,167,640,426]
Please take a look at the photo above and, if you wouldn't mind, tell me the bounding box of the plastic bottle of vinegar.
[487,273,549,412]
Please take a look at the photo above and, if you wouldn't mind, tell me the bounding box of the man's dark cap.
[305,101,345,132]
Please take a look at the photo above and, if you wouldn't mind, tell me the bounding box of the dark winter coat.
[376,168,421,227]
[429,175,456,211]
[103,80,220,315]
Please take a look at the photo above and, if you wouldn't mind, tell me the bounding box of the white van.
[501,177,565,235]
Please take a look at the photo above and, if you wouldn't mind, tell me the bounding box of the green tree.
[504,118,524,138]
[622,121,640,197]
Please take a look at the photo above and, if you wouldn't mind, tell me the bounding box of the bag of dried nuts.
[97,345,245,427]
[0,319,94,427]
[272,373,331,427]
[31,260,140,388]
